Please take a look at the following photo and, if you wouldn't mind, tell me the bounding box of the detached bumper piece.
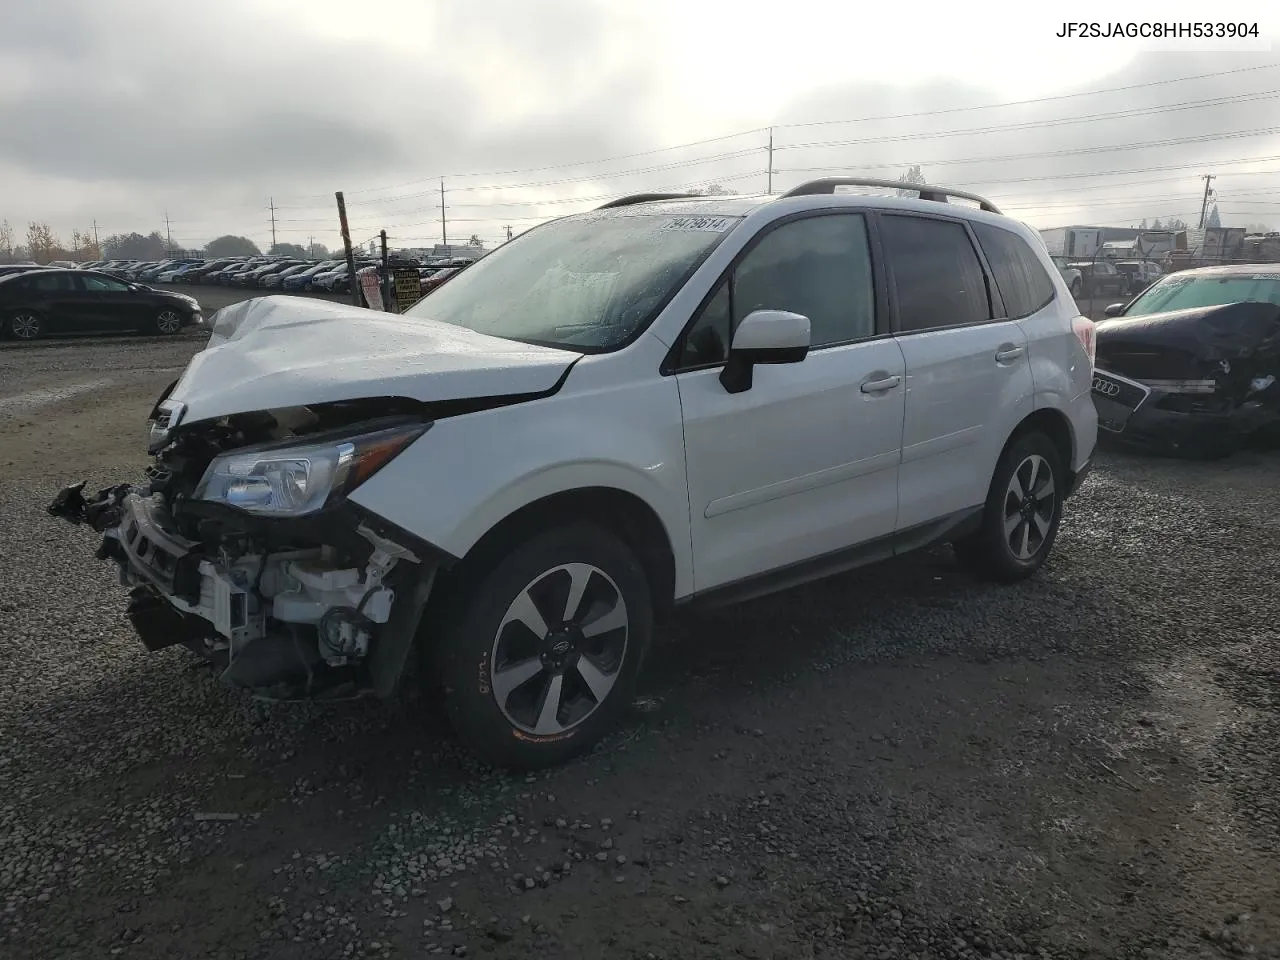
[47,481,433,703]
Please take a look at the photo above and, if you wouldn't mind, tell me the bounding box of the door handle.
[860,375,902,394]
[995,345,1024,363]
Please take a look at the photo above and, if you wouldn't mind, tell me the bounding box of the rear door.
[878,213,1034,531]
[31,271,101,331]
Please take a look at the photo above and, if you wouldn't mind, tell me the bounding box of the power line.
[352,107,1280,204]
[271,62,1276,205]
[776,63,1279,130]
[775,89,1280,153]
[774,123,1280,177]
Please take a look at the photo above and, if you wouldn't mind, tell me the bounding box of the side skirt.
[681,506,983,611]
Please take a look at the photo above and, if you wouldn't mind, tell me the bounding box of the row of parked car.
[61,255,476,296]
[1052,257,1164,300]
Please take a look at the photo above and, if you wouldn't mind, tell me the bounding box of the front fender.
[348,366,694,598]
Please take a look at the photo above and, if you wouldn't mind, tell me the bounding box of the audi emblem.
[1093,378,1120,397]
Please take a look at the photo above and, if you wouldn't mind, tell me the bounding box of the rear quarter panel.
[1019,287,1097,472]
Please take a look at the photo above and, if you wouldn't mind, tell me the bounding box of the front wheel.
[954,431,1065,583]
[435,524,653,770]
[152,309,184,335]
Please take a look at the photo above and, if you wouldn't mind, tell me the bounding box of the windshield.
[404,211,740,351]
[1125,273,1280,316]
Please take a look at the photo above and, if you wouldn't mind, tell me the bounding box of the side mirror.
[1104,303,1125,317]
[719,309,810,394]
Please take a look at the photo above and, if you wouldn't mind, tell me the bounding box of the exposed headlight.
[194,423,428,517]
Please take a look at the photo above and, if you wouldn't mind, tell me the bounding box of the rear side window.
[33,273,70,293]
[973,223,1056,319]
[880,215,991,332]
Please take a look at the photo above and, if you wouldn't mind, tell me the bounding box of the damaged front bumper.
[1092,368,1280,456]
[48,479,439,702]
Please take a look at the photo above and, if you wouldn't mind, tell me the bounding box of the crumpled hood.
[170,296,578,423]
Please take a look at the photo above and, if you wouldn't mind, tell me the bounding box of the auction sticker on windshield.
[660,216,736,232]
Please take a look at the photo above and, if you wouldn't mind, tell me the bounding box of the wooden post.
[336,191,361,306]
[380,230,391,312]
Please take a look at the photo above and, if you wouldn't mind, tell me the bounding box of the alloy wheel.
[489,562,629,736]
[156,310,182,334]
[1003,453,1056,561]
[11,313,40,339]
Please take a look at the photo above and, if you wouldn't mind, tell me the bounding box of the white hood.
[170,296,578,423]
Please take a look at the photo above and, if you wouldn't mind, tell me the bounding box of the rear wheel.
[955,431,1064,583]
[152,309,183,335]
[8,312,43,340]
[433,524,652,770]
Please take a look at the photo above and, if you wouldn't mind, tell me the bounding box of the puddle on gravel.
[0,378,115,413]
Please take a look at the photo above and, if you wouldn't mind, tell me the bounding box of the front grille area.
[1095,345,1204,382]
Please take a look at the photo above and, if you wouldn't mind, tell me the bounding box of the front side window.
[880,215,991,332]
[678,213,877,367]
[972,222,1056,319]
[405,211,740,352]
[80,274,130,293]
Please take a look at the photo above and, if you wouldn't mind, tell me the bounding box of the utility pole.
[92,219,99,249]
[766,127,775,194]
[335,191,361,307]
[379,230,391,312]
[164,210,173,255]
[307,235,314,257]
[1198,174,1216,229]
[439,178,448,252]
[505,225,513,242]
[269,197,278,252]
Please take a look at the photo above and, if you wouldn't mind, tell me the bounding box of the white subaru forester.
[49,179,1098,769]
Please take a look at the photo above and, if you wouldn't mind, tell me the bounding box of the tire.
[8,311,43,340]
[434,523,653,770]
[152,309,184,335]
[954,431,1065,583]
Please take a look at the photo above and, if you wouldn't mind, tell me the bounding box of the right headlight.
[194,422,428,517]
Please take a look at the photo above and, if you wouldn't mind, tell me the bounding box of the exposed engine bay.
[47,391,442,701]
[1091,301,1280,457]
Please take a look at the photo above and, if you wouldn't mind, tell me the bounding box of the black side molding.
[684,506,983,610]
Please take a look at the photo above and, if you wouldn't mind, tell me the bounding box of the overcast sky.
[3,0,1280,251]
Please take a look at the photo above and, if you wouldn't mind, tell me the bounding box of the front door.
[77,273,143,331]
[674,212,906,592]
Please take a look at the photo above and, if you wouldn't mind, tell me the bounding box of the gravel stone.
[2,326,1279,959]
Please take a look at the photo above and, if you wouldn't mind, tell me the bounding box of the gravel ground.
[2,331,1278,960]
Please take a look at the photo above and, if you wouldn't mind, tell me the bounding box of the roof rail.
[596,192,702,210]
[779,178,1002,215]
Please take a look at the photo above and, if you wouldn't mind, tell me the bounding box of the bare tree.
[896,165,927,197]
[688,183,736,196]
[25,221,58,264]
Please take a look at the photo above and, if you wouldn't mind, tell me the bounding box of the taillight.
[1072,316,1096,368]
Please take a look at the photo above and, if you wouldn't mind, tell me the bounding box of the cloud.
[3,1,1280,246]
[767,51,1280,228]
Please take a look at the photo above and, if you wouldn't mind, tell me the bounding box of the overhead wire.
[273,62,1278,204]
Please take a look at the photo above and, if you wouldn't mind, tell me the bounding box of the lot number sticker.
[660,216,735,232]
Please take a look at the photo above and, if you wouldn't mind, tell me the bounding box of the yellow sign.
[394,269,421,313]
